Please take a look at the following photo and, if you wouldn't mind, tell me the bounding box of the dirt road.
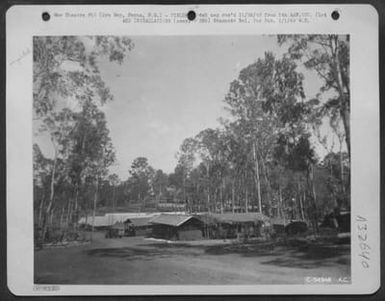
[35,232,350,284]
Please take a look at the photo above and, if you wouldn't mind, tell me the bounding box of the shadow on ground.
[86,243,204,260]
[85,247,172,261]
[85,240,350,269]
[260,244,350,269]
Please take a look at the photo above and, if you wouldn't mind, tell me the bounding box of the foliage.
[33,35,350,242]
[278,35,350,158]
[128,157,155,201]
[33,36,134,117]
[33,36,133,243]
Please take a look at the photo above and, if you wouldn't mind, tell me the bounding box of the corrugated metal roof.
[78,216,110,227]
[111,221,125,229]
[150,214,195,227]
[201,212,270,224]
[105,212,160,225]
[124,217,153,227]
[79,212,190,227]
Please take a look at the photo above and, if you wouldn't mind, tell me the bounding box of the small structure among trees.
[197,212,270,240]
[150,215,204,241]
[320,209,350,233]
[105,221,125,239]
[124,217,153,237]
[284,221,308,236]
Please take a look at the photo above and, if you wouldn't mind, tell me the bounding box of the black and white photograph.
[32,34,352,285]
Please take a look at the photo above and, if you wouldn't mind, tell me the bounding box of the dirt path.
[35,232,351,284]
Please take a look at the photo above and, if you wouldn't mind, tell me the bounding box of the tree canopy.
[33,35,350,244]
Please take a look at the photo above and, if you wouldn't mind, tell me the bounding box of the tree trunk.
[252,142,262,213]
[299,191,305,221]
[38,198,45,227]
[47,155,57,213]
[213,188,218,213]
[298,181,305,220]
[279,183,285,222]
[60,207,65,228]
[206,187,210,213]
[245,188,249,213]
[332,36,350,159]
[206,162,210,213]
[66,198,72,227]
[112,185,116,211]
[303,190,307,220]
[74,184,79,230]
[339,142,345,194]
[182,175,186,204]
[308,164,319,233]
[49,208,54,227]
[91,179,99,241]
[261,155,273,216]
[220,181,224,214]
[232,181,235,214]
[42,151,58,243]
[340,107,350,159]
[85,212,88,228]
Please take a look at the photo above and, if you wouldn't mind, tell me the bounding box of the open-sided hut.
[150,214,203,241]
[124,217,153,237]
[198,212,270,239]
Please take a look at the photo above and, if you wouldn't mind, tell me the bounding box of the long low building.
[78,211,188,228]
[105,212,160,226]
[78,212,275,241]
[206,212,270,223]
[124,217,153,236]
[78,216,110,229]
[197,212,270,239]
[150,214,204,241]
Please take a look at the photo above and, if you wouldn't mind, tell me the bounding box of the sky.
[35,35,342,179]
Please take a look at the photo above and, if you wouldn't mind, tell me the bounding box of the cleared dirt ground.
[35,232,350,285]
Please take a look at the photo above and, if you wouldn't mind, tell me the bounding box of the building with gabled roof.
[124,217,153,236]
[196,212,270,240]
[78,216,110,229]
[150,214,194,227]
[206,212,270,224]
[150,214,203,241]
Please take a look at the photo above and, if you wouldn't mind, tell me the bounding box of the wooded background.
[33,35,350,242]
